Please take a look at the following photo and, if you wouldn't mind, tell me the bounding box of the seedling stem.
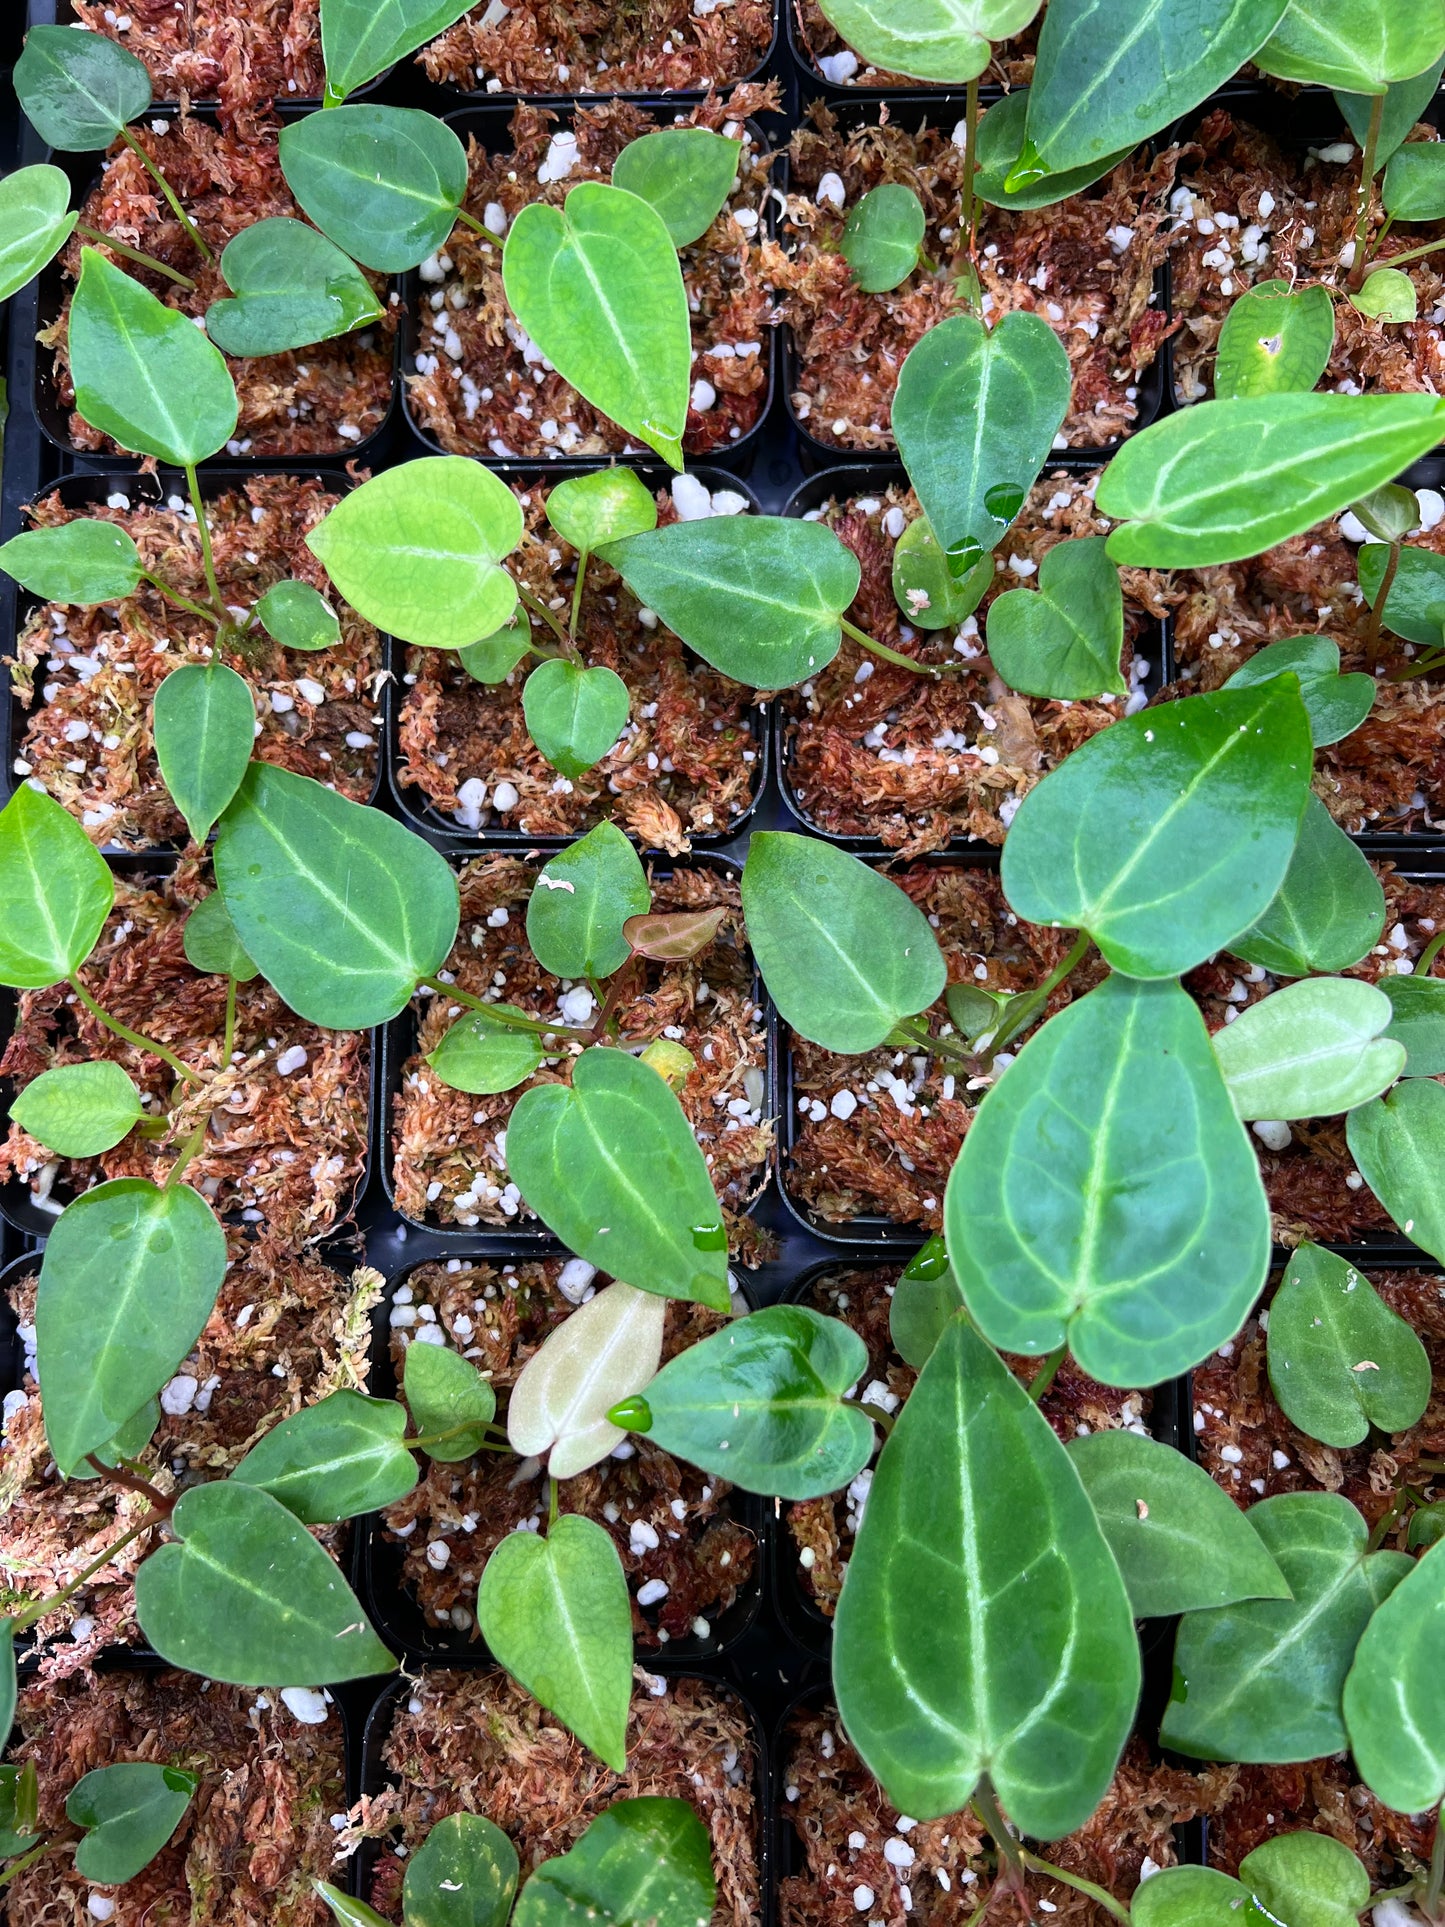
[1364,537,1401,667]
[67,974,202,1087]
[73,226,196,290]
[221,975,237,1066]
[1019,1850,1132,1924]
[1347,92,1385,293]
[185,466,229,624]
[118,127,215,266]
[840,615,964,677]
[1026,1347,1066,1404]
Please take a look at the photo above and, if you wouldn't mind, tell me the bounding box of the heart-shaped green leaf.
[214,762,460,1028]
[891,514,992,628]
[1212,977,1405,1119]
[136,1478,395,1684]
[1268,1241,1431,1448]
[1130,1866,1251,1927]
[1002,681,1313,979]
[522,660,629,780]
[1255,0,1445,92]
[15,24,151,149]
[974,91,1131,211]
[1222,634,1374,746]
[255,579,342,653]
[508,1281,666,1478]
[1241,1835,1371,1927]
[320,0,476,100]
[231,1390,418,1522]
[986,534,1126,698]
[504,182,690,470]
[404,1341,498,1463]
[405,1813,520,1927]
[1098,393,1445,567]
[1067,1430,1291,1617]
[1410,1502,1445,1549]
[183,890,259,981]
[70,249,239,465]
[1359,541,1445,646]
[0,517,142,603]
[428,1006,545,1096]
[1233,794,1385,977]
[893,312,1071,576]
[68,1763,196,1885]
[1344,1536,1445,1813]
[525,822,650,981]
[833,1315,1139,1833]
[0,164,78,303]
[813,0,1042,82]
[11,1061,145,1157]
[1379,973,1445,1075]
[280,106,469,272]
[611,1305,874,1500]
[1384,139,1445,220]
[1214,279,1336,400]
[153,661,256,843]
[0,783,114,987]
[1346,1077,1445,1259]
[1350,265,1417,322]
[507,1048,730,1310]
[460,609,534,684]
[611,129,741,248]
[840,183,926,293]
[546,469,658,556]
[37,1177,227,1475]
[511,1799,715,1927]
[1162,1491,1410,1762]
[945,974,1270,1385]
[888,1236,965,1369]
[207,217,383,357]
[308,457,521,648]
[477,1513,632,1770]
[600,516,859,685]
[742,833,945,1052]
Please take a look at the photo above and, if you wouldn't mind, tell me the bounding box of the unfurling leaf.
[0,783,114,986]
[0,518,142,604]
[507,1280,667,1479]
[522,660,629,780]
[1210,978,1404,1119]
[623,907,726,962]
[404,1341,497,1463]
[1232,793,1385,978]
[511,1799,715,1927]
[525,821,650,981]
[840,183,926,293]
[153,661,256,844]
[611,129,741,248]
[231,1390,418,1521]
[207,217,383,357]
[254,579,342,653]
[68,1763,196,1885]
[1222,634,1374,746]
[405,1812,520,1927]
[1346,1077,1445,1259]
[1214,279,1335,400]
[1267,1242,1431,1448]
[11,1061,145,1158]
[985,534,1126,699]
[280,105,469,272]
[428,1006,544,1096]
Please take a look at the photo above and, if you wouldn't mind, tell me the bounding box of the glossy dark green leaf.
[1067,1430,1292,1617]
[405,1813,520,1927]
[459,609,534,684]
[1001,682,1313,979]
[1379,973,1445,1075]
[404,1339,497,1463]
[611,1305,873,1500]
[231,1390,418,1522]
[812,0,1042,83]
[508,1047,729,1309]
[611,128,741,248]
[512,1799,715,1927]
[522,660,629,780]
[839,183,926,293]
[207,217,382,357]
[321,0,475,100]
[68,1763,196,1885]
[280,106,469,272]
[600,515,859,686]
[742,832,944,1052]
[892,312,1071,576]
[15,25,151,149]
[37,1177,227,1476]
[945,974,1270,1385]
[1232,794,1386,978]
[888,1236,965,1369]
[974,91,1130,211]
[135,1479,395,1684]
[152,661,255,844]
[545,469,657,556]
[0,783,114,987]
[1214,280,1335,400]
[478,1513,631,1771]
[985,534,1126,699]
[1129,1865,1250,1927]
[525,822,650,980]
[428,1005,544,1096]
[1255,0,1445,93]
[69,249,238,466]
[1098,394,1445,568]
[1211,978,1404,1120]
[0,164,77,304]
[1222,634,1374,746]
[1408,1500,1445,1549]
[1338,55,1445,165]
[1161,1491,1410,1762]
[11,1061,144,1157]
[890,514,992,629]
[1347,1077,1445,1258]
[255,579,342,653]
[504,182,690,470]
[1240,1834,1370,1927]
[1359,541,1445,646]
[183,889,259,981]
[1268,1241,1431,1448]
[833,1315,1139,1833]
[1384,140,1445,220]
[213,762,459,1029]
[0,518,142,604]
[307,457,521,648]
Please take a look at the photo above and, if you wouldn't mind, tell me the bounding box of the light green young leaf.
[0,518,142,604]
[280,106,469,272]
[1338,55,1445,166]
[1222,634,1374,746]
[135,1479,396,1684]
[611,129,741,248]
[525,822,650,981]
[206,217,383,357]
[812,0,1042,83]
[183,890,259,981]
[404,1341,497,1464]
[508,1281,666,1478]
[231,1390,418,1522]
[599,516,859,685]
[891,515,992,629]
[974,91,1130,211]
[307,457,522,648]
[1350,266,1417,322]
[477,1514,632,1771]
[840,184,926,293]
[945,974,1270,1386]
[985,534,1126,699]
[36,1178,227,1475]
[153,661,255,844]
[69,1763,196,1886]
[889,1235,965,1369]
[320,0,475,100]
[1346,1077,1445,1258]
[428,1006,544,1097]
[1384,140,1445,220]
[1067,1430,1292,1617]
[741,832,944,1052]
[1240,1834,1371,1927]
[1356,481,1424,543]
[214,762,460,1028]
[1255,0,1445,93]
[504,182,690,469]
[1001,681,1313,979]
[1268,1241,1431,1448]
[0,165,78,304]
[1211,978,1404,1120]
[459,609,534,684]
[892,312,1071,576]
[1378,973,1445,1075]
[833,1315,1138,1833]
[513,1800,715,1927]
[11,1061,144,1157]
[1358,541,1445,646]
[1161,1491,1410,1762]
[255,579,342,653]
[546,469,657,556]
[1129,1866,1250,1927]
[1232,794,1386,978]
[0,783,114,986]
[522,660,629,780]
[405,1813,520,1927]
[15,25,151,149]
[314,1885,390,1927]
[1344,1537,1445,1813]
[1214,279,1336,400]
[1097,393,1445,567]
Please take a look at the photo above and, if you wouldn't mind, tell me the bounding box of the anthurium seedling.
[204,217,384,358]
[887,1236,966,1369]
[1357,506,1445,675]
[1232,793,1387,978]
[0,164,78,304]
[1213,279,1336,401]
[1345,1537,1445,1814]
[318,0,475,104]
[984,533,1127,700]
[1346,1076,1445,1261]
[839,183,928,293]
[1210,976,1406,1120]
[1267,1242,1431,1448]
[611,128,742,248]
[1221,633,1375,745]
[280,106,479,273]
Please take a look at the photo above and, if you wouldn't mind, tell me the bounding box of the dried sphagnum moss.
[419,0,774,96]
[70,0,327,111]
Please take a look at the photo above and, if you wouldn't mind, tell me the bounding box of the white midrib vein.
[1199,1552,1362,1721]
[250,809,412,978]
[1143,409,1438,524]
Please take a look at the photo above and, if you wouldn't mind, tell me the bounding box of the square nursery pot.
[786,6,1036,95]
[386,465,769,849]
[0,851,377,1245]
[381,848,774,1245]
[399,99,780,472]
[357,1252,765,1667]
[27,112,399,465]
[2,467,386,856]
[775,463,1168,853]
[352,1667,771,1927]
[774,95,1171,468]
